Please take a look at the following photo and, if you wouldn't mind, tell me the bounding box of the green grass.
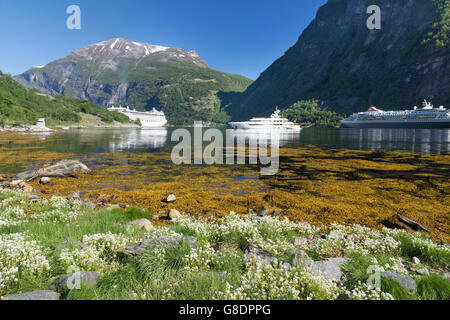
[396,234,450,269]
[0,71,130,126]
[380,278,417,300]
[416,274,450,300]
[2,207,148,249]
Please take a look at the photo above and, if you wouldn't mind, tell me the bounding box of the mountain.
[227,0,450,120]
[14,38,252,125]
[0,70,129,126]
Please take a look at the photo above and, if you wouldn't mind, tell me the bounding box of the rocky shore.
[0,159,449,300]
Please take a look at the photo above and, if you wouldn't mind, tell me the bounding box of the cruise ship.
[341,100,450,128]
[107,105,167,128]
[228,108,301,131]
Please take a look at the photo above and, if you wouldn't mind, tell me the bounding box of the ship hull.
[111,110,167,128]
[341,120,450,129]
[229,123,301,131]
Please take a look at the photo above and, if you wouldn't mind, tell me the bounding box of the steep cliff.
[228,0,450,120]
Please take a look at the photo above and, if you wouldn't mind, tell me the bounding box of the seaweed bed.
[1,132,449,242]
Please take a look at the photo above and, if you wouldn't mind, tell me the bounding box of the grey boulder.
[51,271,100,291]
[311,257,348,282]
[14,160,92,181]
[244,244,291,270]
[381,270,416,293]
[291,250,314,270]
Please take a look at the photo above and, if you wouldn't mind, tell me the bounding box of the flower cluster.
[173,212,318,246]
[0,190,86,227]
[217,258,342,300]
[59,232,136,272]
[0,233,50,295]
[309,224,401,257]
[182,245,241,273]
[345,282,394,300]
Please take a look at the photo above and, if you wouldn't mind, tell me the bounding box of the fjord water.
[1,127,448,175]
[2,127,450,156]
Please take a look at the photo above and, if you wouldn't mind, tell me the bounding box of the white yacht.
[107,105,168,128]
[228,108,301,131]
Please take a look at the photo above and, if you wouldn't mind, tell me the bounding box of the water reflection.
[225,129,301,148]
[338,128,450,154]
[3,127,449,156]
[108,128,168,152]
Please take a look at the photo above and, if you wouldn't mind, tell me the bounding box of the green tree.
[134,118,142,127]
[282,99,343,128]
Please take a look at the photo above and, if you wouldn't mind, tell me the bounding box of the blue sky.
[0,0,327,80]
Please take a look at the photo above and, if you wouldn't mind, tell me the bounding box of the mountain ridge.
[14,38,252,125]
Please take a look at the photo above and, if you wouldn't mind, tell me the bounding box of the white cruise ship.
[228,108,301,131]
[341,100,450,128]
[107,105,168,128]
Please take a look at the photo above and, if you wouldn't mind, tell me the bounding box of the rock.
[256,206,270,217]
[168,209,181,220]
[123,235,196,259]
[397,215,430,233]
[291,250,314,270]
[271,209,283,216]
[416,268,429,275]
[311,257,348,282]
[244,244,291,270]
[244,245,276,264]
[151,215,160,221]
[51,271,100,291]
[381,215,430,233]
[282,216,290,223]
[10,179,23,188]
[14,160,92,181]
[28,193,42,201]
[126,219,154,232]
[327,230,342,240]
[3,290,59,300]
[294,237,308,247]
[39,177,51,185]
[381,271,416,293]
[97,194,116,204]
[412,257,420,265]
[165,194,177,203]
[205,212,215,219]
[67,191,83,201]
[22,184,33,193]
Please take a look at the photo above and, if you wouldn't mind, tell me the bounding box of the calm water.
[2,127,450,155]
